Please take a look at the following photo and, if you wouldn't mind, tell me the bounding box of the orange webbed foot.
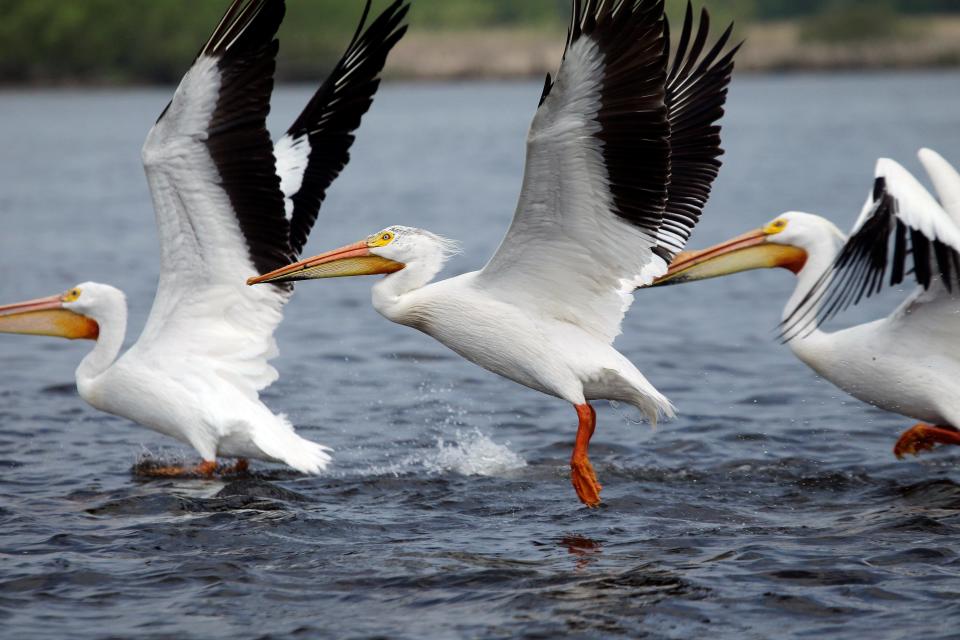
[894,423,960,459]
[195,460,218,477]
[136,464,192,478]
[571,455,603,508]
[570,403,602,508]
[134,459,221,479]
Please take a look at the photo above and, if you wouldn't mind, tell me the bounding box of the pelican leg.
[134,459,219,478]
[894,423,960,459]
[195,460,218,477]
[571,403,602,508]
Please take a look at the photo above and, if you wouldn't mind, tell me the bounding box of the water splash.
[365,429,527,478]
[425,429,527,476]
[609,400,647,426]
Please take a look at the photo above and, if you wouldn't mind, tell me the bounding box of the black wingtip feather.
[781,177,960,341]
[205,0,291,284]
[201,0,285,60]
[552,1,740,262]
[539,72,554,107]
[556,0,670,238]
[658,4,739,261]
[284,0,410,257]
[873,176,887,200]
[156,0,286,124]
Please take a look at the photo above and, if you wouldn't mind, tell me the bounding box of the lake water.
[2,73,960,639]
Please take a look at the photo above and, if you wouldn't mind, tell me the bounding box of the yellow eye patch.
[368,231,395,247]
[764,219,788,235]
[61,288,82,303]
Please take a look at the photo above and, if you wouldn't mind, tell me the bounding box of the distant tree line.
[749,0,958,19]
[0,0,957,84]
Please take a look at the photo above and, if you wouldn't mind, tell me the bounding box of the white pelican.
[654,149,960,459]
[0,0,409,476]
[250,0,741,507]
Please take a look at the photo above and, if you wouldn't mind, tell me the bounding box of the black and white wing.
[656,2,739,261]
[137,0,291,398]
[135,0,406,401]
[783,157,960,340]
[478,0,738,344]
[274,0,409,256]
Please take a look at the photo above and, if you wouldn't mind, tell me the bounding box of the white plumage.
[274,132,312,219]
[480,36,668,347]
[862,158,960,250]
[140,53,292,404]
[658,148,960,457]
[251,0,740,506]
[0,0,409,475]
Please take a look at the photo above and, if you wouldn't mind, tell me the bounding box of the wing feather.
[782,157,960,340]
[478,0,670,345]
[657,3,740,259]
[136,0,407,398]
[919,148,960,227]
[275,0,409,255]
[479,0,737,344]
[136,0,291,395]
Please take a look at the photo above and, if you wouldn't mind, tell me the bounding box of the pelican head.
[653,212,844,286]
[0,282,109,340]
[249,226,459,286]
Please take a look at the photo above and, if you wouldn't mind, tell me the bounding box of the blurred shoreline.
[3,18,960,87]
[385,18,960,81]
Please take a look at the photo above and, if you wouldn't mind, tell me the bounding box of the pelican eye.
[765,219,788,235]
[367,230,397,248]
[62,288,82,302]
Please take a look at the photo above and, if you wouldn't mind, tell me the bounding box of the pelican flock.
[251,0,741,506]
[0,0,409,476]
[656,149,960,458]
[2,0,955,514]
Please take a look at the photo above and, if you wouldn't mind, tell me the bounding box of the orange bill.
[0,294,99,340]
[248,240,405,286]
[652,229,808,287]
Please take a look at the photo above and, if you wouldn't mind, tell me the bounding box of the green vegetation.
[800,2,906,44]
[0,0,579,83]
[0,0,958,84]
[746,0,959,19]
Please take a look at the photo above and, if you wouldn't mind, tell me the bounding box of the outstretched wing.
[134,0,406,396]
[274,0,409,256]
[137,0,291,395]
[478,0,670,345]
[478,0,737,344]
[782,157,960,340]
[657,2,739,260]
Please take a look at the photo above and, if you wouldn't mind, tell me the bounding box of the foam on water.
[424,428,527,476]
[362,429,527,478]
